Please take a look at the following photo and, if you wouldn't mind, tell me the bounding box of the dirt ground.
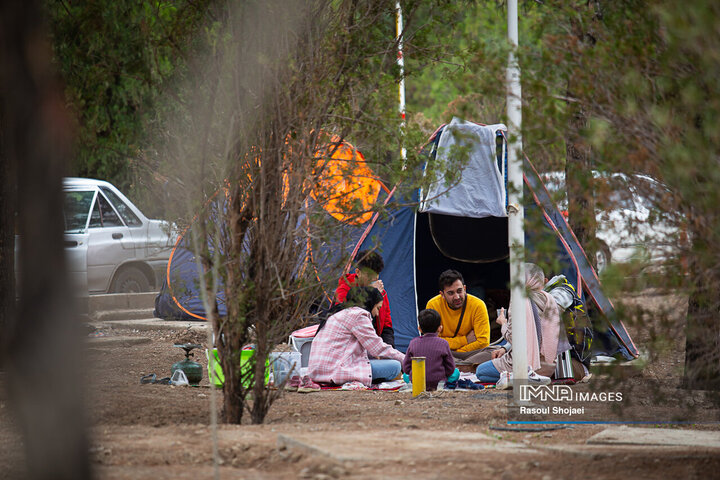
[2,291,720,479]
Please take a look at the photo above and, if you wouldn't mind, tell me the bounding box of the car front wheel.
[111,266,151,293]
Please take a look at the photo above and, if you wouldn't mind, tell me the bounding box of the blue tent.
[155,119,638,361]
[347,119,637,359]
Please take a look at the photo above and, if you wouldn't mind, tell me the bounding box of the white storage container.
[269,351,302,385]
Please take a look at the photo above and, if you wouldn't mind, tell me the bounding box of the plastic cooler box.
[269,351,302,385]
[205,348,269,388]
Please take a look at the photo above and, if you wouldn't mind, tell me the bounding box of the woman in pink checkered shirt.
[308,287,405,386]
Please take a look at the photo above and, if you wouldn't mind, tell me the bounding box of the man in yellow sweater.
[426,269,498,367]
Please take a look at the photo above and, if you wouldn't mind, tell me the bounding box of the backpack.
[545,275,593,368]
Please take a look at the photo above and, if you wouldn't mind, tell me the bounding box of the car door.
[63,189,93,296]
[86,190,137,293]
[99,185,150,253]
[99,185,174,286]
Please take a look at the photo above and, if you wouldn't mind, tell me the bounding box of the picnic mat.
[317,379,494,391]
[318,380,405,391]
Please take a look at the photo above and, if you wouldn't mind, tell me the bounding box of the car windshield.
[64,190,95,232]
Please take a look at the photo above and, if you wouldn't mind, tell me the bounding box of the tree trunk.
[0,110,15,353]
[565,103,598,269]
[683,220,720,391]
[564,5,601,271]
[219,188,253,425]
[250,291,271,425]
[222,366,244,423]
[0,2,90,478]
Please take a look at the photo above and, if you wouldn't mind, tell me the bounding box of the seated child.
[402,309,459,391]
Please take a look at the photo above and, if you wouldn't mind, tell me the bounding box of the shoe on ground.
[457,378,484,390]
[591,355,616,365]
[284,375,302,391]
[579,372,593,383]
[297,375,321,393]
[495,368,551,389]
[527,368,551,386]
[495,371,512,390]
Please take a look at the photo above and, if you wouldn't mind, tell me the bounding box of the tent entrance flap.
[428,213,509,263]
[415,212,510,342]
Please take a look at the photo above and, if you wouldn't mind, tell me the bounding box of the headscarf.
[525,263,547,309]
[525,263,565,370]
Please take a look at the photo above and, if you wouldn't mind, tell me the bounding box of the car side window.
[89,193,124,228]
[63,190,95,232]
[100,186,142,227]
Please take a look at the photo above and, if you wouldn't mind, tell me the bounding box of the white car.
[62,178,175,293]
[539,171,683,271]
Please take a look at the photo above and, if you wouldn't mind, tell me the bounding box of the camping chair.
[289,324,318,367]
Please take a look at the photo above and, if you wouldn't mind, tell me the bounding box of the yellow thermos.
[411,357,426,396]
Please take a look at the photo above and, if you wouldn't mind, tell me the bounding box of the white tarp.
[420,118,507,218]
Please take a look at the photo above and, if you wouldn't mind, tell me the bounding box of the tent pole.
[507,0,528,396]
[396,2,407,164]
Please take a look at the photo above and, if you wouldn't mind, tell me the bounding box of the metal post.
[396,2,407,163]
[507,0,528,394]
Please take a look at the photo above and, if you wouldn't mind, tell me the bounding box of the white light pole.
[507,0,528,395]
[396,2,407,163]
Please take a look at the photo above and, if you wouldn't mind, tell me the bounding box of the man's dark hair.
[356,249,384,274]
[438,269,464,291]
[418,309,441,334]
